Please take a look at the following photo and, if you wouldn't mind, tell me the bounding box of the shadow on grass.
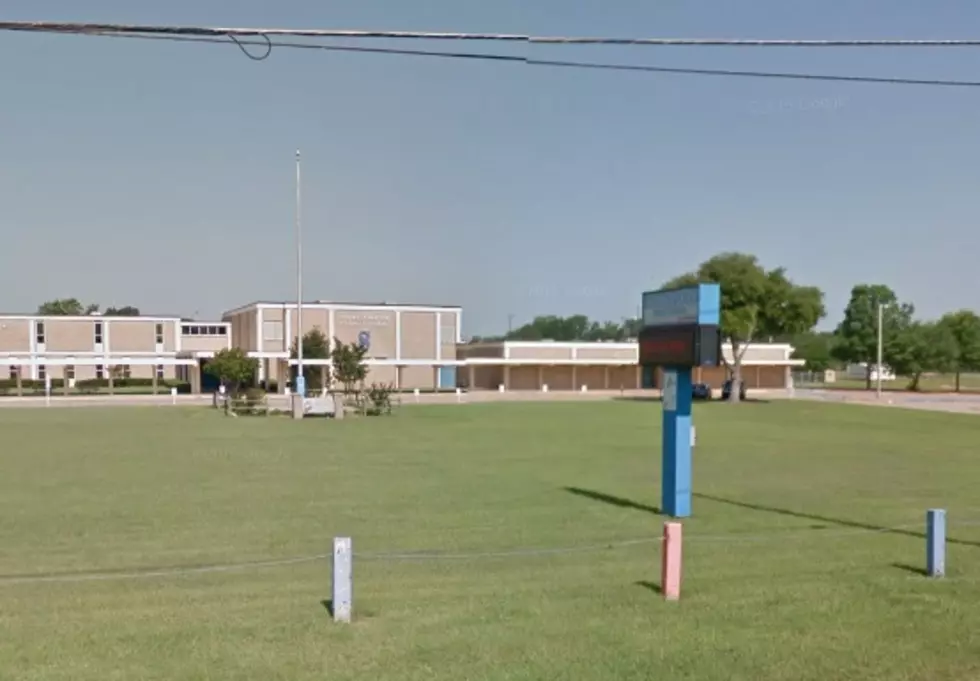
[891,562,928,577]
[635,580,663,595]
[564,487,661,515]
[321,599,334,616]
[612,396,772,405]
[694,493,980,549]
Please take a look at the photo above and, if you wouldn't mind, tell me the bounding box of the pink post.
[661,521,683,601]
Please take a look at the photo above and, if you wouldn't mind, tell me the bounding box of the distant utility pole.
[508,314,515,334]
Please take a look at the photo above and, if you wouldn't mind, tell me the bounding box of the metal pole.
[876,302,883,399]
[296,149,304,397]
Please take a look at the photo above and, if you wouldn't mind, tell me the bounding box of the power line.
[39,31,980,89]
[5,20,980,47]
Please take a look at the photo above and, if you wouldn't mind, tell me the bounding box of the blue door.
[439,366,457,390]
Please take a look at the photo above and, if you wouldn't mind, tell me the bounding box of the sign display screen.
[639,325,721,367]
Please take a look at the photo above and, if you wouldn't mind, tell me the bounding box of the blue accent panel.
[926,508,946,577]
[439,366,457,389]
[295,375,307,398]
[697,283,721,326]
[642,365,656,389]
[662,368,693,518]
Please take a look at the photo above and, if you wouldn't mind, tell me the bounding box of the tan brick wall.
[543,366,574,391]
[400,366,436,390]
[574,366,606,390]
[576,348,636,361]
[399,312,436,360]
[42,320,94,353]
[0,320,30,353]
[508,346,574,361]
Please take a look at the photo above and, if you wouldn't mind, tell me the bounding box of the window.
[37,365,46,381]
[181,324,230,337]
[155,323,164,345]
[8,366,17,380]
[66,365,75,381]
[181,325,191,335]
[95,364,105,380]
[35,321,45,345]
[94,321,103,345]
[218,326,227,336]
[155,364,165,380]
[262,320,284,342]
[122,365,132,379]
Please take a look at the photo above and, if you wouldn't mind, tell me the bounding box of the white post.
[876,302,884,400]
[456,387,462,403]
[332,537,352,623]
[295,149,305,399]
[414,388,420,403]
[171,386,177,405]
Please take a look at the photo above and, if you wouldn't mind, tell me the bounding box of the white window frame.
[94,321,104,345]
[155,323,165,345]
[35,321,46,345]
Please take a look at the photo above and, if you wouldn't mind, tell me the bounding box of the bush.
[365,382,395,416]
[0,378,191,395]
[228,387,269,416]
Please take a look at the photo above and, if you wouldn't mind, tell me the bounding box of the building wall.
[0,319,30,353]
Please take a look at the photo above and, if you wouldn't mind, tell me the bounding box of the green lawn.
[3,401,980,680]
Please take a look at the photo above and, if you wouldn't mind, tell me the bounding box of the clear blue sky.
[3,1,980,335]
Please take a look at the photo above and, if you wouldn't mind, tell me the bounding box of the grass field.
[3,401,980,680]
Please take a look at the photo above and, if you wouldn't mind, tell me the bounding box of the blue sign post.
[640,283,721,518]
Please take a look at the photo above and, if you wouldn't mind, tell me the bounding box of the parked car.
[692,383,712,400]
[721,379,747,401]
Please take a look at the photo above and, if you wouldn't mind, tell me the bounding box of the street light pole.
[295,149,305,398]
[876,302,884,399]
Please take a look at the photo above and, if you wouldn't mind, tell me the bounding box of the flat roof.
[223,300,463,316]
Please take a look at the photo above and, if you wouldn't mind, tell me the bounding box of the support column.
[537,365,544,390]
[15,368,23,397]
[571,365,578,391]
[503,365,511,391]
[190,363,201,395]
[152,368,159,395]
[662,368,693,518]
[603,366,610,390]
[394,365,402,391]
[468,364,475,390]
[108,367,115,395]
[279,360,288,393]
[756,365,761,388]
[62,367,69,396]
[635,365,641,390]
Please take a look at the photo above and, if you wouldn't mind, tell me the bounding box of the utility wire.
[5,20,980,47]
[42,31,980,89]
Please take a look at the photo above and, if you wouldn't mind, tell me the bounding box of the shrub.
[365,382,394,416]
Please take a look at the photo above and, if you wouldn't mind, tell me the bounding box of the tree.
[37,298,99,316]
[204,348,258,396]
[504,315,638,342]
[832,285,914,389]
[790,331,836,373]
[331,339,369,395]
[290,328,331,391]
[888,321,958,391]
[664,252,825,402]
[938,310,980,392]
[104,306,141,316]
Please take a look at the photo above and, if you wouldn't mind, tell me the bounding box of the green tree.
[888,321,958,391]
[938,310,980,392]
[290,328,331,391]
[331,339,369,395]
[504,315,637,342]
[104,305,141,316]
[790,331,836,373]
[37,298,99,316]
[205,348,258,396]
[664,252,825,402]
[832,285,914,389]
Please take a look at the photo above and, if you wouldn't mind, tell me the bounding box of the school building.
[0,300,802,393]
[457,340,802,391]
[0,314,231,392]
